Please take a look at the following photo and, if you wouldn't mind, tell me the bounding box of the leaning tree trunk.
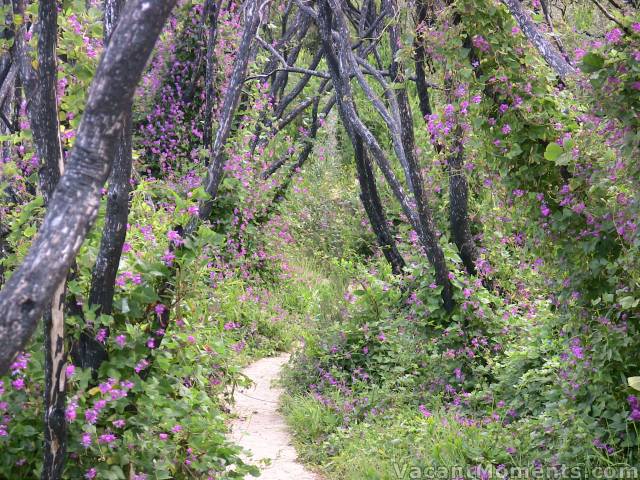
[78,0,132,374]
[386,0,454,308]
[354,135,405,275]
[199,0,264,221]
[13,0,67,476]
[501,0,576,81]
[447,124,479,275]
[203,0,221,150]
[316,0,454,310]
[0,0,177,375]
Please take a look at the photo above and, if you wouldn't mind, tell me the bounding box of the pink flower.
[632,23,640,33]
[472,35,490,52]
[574,48,586,60]
[377,332,386,342]
[605,28,623,44]
[66,364,75,377]
[115,335,126,347]
[541,204,551,217]
[167,230,183,245]
[419,405,432,417]
[81,433,92,448]
[98,433,117,445]
[85,468,97,479]
[113,419,126,428]
[511,26,520,35]
[11,378,25,390]
[501,124,511,135]
[159,433,168,440]
[95,328,108,344]
[65,403,77,422]
[122,242,132,253]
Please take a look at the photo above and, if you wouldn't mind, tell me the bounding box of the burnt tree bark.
[203,0,221,150]
[200,0,265,220]
[13,0,67,476]
[354,136,405,275]
[386,0,453,306]
[0,0,177,375]
[414,0,432,119]
[36,2,65,475]
[501,0,576,80]
[316,0,453,310]
[79,0,133,373]
[447,124,478,275]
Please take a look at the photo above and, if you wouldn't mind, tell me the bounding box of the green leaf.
[581,53,604,73]
[543,142,563,161]
[619,296,639,309]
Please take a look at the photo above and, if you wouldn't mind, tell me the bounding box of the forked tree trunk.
[0,0,177,375]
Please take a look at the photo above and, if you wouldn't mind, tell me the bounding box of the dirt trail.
[230,353,322,480]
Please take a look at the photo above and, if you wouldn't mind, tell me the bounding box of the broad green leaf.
[544,142,563,161]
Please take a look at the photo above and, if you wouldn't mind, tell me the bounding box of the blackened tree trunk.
[501,0,576,80]
[80,0,132,373]
[203,0,221,150]
[316,0,454,308]
[448,125,478,275]
[414,0,433,119]
[199,0,264,221]
[354,136,405,275]
[0,0,177,375]
[387,0,453,308]
[13,0,67,476]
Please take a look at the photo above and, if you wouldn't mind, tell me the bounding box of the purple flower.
[419,404,432,418]
[85,468,97,479]
[541,204,551,217]
[605,28,623,44]
[95,328,108,344]
[159,432,168,440]
[81,433,92,448]
[501,124,511,135]
[154,304,166,315]
[11,378,25,390]
[98,433,117,445]
[85,408,98,424]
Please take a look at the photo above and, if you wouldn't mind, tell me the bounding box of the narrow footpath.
[230,353,322,480]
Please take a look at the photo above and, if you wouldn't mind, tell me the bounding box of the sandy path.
[229,353,321,480]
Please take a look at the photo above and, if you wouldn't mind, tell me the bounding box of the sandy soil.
[229,353,322,480]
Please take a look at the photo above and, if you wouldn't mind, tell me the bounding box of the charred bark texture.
[80,0,132,373]
[200,0,264,220]
[13,0,67,476]
[414,0,432,119]
[354,136,405,275]
[448,125,478,275]
[0,0,177,375]
[203,0,221,150]
[501,0,576,81]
